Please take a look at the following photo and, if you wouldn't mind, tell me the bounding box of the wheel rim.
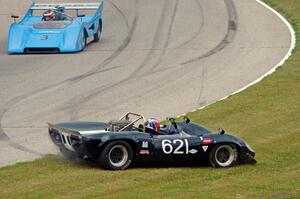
[108,145,128,167]
[215,145,235,167]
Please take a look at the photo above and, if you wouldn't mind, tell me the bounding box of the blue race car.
[7,1,103,54]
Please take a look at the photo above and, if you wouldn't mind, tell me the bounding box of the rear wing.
[31,1,103,10]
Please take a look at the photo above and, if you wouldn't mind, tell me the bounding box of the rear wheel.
[98,141,133,170]
[93,19,102,42]
[209,144,238,168]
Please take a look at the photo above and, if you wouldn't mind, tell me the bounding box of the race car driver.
[144,118,160,134]
[54,5,74,20]
[42,9,54,21]
[144,118,182,135]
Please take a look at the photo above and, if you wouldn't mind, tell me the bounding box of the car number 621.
[162,139,189,154]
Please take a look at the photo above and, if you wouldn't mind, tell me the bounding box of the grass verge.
[0,1,299,198]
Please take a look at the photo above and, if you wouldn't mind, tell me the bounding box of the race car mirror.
[168,117,176,122]
[78,14,85,23]
[218,128,225,134]
[183,116,190,123]
[11,15,19,23]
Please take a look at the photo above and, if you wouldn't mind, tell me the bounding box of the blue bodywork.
[7,1,103,53]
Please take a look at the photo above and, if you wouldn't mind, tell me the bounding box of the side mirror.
[167,117,176,123]
[183,116,190,123]
[218,128,225,134]
[11,15,19,23]
[78,14,85,22]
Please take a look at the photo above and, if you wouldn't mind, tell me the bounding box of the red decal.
[139,150,150,155]
[203,138,212,144]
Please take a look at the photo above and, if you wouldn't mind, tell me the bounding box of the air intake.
[24,48,60,54]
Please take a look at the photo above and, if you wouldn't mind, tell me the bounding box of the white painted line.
[178,0,296,117]
[79,130,107,135]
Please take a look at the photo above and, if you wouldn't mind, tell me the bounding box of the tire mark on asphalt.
[0,0,136,155]
[175,0,205,49]
[79,66,196,118]
[0,86,62,156]
[147,0,179,71]
[150,0,204,74]
[62,0,171,120]
[184,0,238,107]
[130,0,172,76]
[65,0,140,120]
[69,0,134,83]
[148,0,237,107]
[181,0,238,65]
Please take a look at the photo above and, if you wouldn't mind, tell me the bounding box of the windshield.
[34,21,71,29]
[178,122,212,136]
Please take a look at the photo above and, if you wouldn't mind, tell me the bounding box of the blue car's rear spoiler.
[30,1,103,10]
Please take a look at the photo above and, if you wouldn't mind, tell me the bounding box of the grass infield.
[0,0,299,198]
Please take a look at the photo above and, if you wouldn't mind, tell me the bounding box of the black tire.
[82,30,87,50]
[93,19,102,42]
[98,141,133,170]
[209,144,238,168]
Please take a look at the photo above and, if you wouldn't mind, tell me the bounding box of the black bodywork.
[48,113,256,169]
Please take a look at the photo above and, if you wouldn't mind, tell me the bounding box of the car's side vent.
[61,134,66,144]
[24,48,60,54]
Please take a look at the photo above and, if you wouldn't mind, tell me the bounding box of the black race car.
[48,112,256,170]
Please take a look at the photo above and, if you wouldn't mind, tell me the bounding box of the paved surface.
[0,0,291,167]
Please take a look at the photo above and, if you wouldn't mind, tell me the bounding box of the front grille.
[24,48,60,54]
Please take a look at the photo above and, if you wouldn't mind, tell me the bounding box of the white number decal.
[173,139,184,154]
[162,140,173,154]
[162,139,191,154]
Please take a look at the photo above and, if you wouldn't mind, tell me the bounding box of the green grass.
[1,1,300,198]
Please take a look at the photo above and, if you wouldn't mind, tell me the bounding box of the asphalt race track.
[0,0,291,167]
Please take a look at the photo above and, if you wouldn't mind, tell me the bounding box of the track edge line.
[176,0,296,118]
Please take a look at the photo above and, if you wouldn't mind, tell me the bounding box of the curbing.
[177,0,296,118]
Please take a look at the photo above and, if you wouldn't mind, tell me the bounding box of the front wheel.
[98,141,133,170]
[81,30,87,51]
[93,19,102,42]
[209,144,238,168]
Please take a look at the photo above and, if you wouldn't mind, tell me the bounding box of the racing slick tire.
[209,143,238,168]
[82,30,87,51]
[93,19,102,42]
[98,141,133,170]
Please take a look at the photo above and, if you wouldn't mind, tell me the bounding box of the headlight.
[245,142,255,153]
